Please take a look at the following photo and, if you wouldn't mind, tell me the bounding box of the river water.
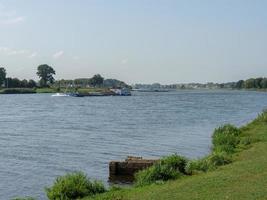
[0,90,266,199]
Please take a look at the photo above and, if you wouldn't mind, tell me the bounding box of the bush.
[185,152,231,175]
[207,152,232,168]
[160,154,188,174]
[212,124,241,154]
[185,158,210,175]
[134,154,187,187]
[45,172,106,200]
[255,109,267,123]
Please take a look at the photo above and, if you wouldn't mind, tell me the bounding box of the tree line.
[0,64,55,88]
[0,65,130,89]
[234,78,267,89]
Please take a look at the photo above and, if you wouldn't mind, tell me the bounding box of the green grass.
[46,172,106,200]
[83,113,267,200]
[35,88,57,93]
[0,88,36,94]
[0,87,111,94]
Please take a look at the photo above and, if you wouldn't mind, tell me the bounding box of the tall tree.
[28,79,37,88]
[0,67,6,87]
[236,80,244,89]
[89,74,104,87]
[37,64,56,87]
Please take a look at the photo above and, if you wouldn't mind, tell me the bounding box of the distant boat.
[110,88,131,96]
[51,92,84,97]
[51,93,70,97]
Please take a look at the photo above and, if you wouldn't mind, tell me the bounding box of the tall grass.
[135,154,187,186]
[212,124,241,154]
[45,172,106,200]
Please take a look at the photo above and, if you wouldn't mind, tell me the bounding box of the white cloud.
[0,5,25,25]
[0,16,25,25]
[0,47,36,58]
[53,51,64,59]
[121,58,129,64]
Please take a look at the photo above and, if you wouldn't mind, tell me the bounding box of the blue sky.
[0,0,266,84]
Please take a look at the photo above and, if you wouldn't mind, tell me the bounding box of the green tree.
[37,64,56,87]
[235,80,244,89]
[260,78,267,89]
[255,77,263,89]
[89,74,104,87]
[0,67,7,87]
[244,78,255,89]
[27,79,37,88]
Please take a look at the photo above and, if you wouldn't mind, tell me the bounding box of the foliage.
[0,67,6,86]
[45,172,106,200]
[89,74,104,87]
[6,78,37,88]
[103,79,130,88]
[212,124,241,154]
[185,152,231,175]
[0,88,36,94]
[185,158,210,175]
[234,77,267,89]
[135,154,187,186]
[37,64,56,87]
[207,152,232,167]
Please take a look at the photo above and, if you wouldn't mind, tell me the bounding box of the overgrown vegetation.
[45,172,106,200]
[212,124,241,154]
[135,155,187,186]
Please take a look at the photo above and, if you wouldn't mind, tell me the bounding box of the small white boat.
[51,93,70,97]
[110,88,131,96]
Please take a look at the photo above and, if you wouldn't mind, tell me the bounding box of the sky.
[0,0,267,84]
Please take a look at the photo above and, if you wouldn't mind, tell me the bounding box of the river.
[0,90,266,199]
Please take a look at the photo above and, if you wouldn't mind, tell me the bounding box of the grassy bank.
[0,87,109,94]
[0,88,36,94]
[83,112,267,200]
[0,88,55,94]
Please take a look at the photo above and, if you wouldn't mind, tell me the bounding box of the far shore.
[0,87,267,95]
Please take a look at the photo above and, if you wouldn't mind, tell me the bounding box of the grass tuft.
[45,171,106,200]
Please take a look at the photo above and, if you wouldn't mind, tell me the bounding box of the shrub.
[185,152,231,175]
[45,171,106,200]
[212,124,241,154]
[185,158,209,175]
[160,154,188,174]
[254,109,267,123]
[134,154,187,187]
[207,152,232,168]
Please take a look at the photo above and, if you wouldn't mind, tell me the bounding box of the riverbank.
[83,112,267,200]
[0,88,117,94]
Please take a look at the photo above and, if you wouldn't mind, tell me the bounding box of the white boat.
[51,93,70,97]
[110,88,131,96]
